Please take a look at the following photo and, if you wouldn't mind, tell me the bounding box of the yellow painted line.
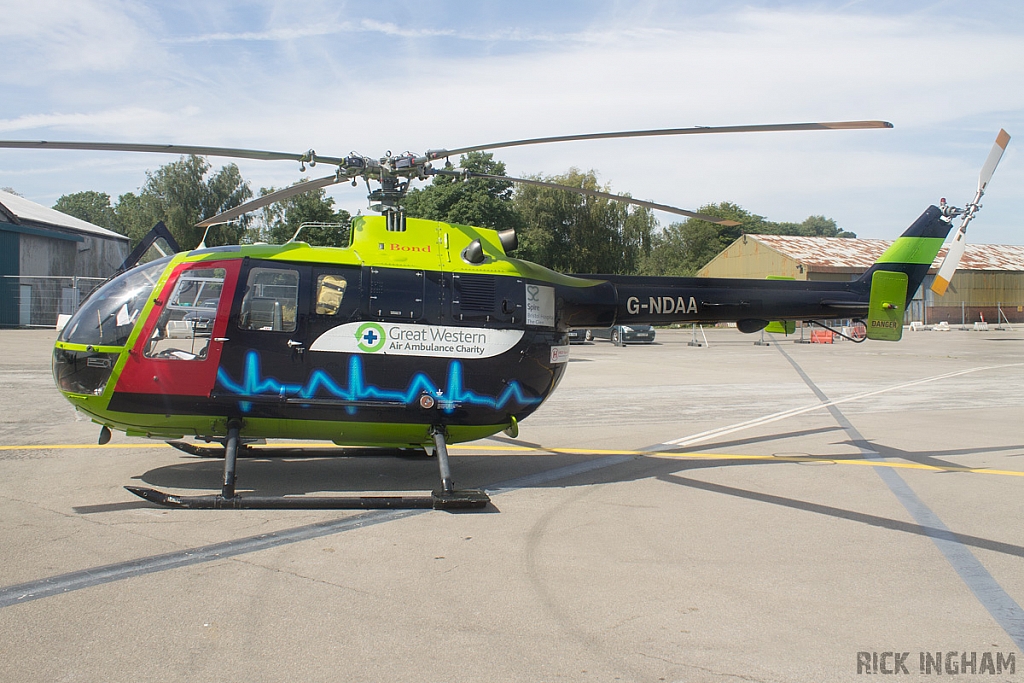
[528,447,1024,478]
[449,445,538,452]
[648,451,1024,478]
[0,442,555,455]
[0,443,172,451]
[2,443,1022,478]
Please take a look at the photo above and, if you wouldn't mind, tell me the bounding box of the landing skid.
[166,441,423,459]
[124,486,490,510]
[129,423,490,511]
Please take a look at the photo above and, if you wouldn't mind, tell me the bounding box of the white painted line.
[655,363,1022,450]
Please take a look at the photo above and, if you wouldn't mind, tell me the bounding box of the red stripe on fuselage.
[114,259,241,397]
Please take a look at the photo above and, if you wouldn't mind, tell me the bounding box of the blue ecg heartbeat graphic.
[216,351,540,414]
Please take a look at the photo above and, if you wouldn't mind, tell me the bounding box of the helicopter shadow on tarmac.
[122,425,1024,504]
[74,425,1024,564]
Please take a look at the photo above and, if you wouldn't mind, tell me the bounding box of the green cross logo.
[355,322,386,353]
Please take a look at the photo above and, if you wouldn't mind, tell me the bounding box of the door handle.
[287,340,306,354]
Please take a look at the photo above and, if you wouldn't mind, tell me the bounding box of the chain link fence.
[925,302,1024,327]
[1,275,108,328]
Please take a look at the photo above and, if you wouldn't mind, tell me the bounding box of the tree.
[512,168,656,274]
[402,152,520,232]
[640,220,719,276]
[762,215,855,238]
[111,155,253,249]
[111,192,155,245]
[53,191,118,230]
[258,181,351,246]
[642,202,757,276]
[640,203,854,276]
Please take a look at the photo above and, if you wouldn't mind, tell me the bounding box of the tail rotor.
[931,129,1011,296]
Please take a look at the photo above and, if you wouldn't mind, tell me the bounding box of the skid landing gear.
[125,422,490,510]
[428,427,489,509]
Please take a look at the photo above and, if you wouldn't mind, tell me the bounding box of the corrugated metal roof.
[751,234,1024,272]
[0,190,128,241]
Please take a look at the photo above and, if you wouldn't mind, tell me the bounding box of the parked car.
[589,324,656,345]
[567,328,593,344]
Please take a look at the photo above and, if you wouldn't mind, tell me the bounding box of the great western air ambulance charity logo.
[355,322,387,353]
[311,322,524,359]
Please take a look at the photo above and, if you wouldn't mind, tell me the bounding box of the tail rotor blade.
[930,227,967,296]
[978,129,1010,193]
[930,129,1011,296]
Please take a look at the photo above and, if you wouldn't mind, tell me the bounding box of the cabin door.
[218,261,312,392]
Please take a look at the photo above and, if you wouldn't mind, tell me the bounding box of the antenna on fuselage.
[197,224,216,250]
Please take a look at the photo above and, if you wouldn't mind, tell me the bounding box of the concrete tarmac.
[0,327,1022,682]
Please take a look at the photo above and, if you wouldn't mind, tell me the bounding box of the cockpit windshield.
[59,256,172,347]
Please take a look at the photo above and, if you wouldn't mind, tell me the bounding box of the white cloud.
[0,1,159,77]
[0,108,198,136]
[1,3,1021,243]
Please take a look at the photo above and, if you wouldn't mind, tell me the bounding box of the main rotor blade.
[0,140,346,166]
[426,120,893,161]
[462,171,741,226]
[196,175,343,228]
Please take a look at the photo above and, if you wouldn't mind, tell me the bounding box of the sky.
[1,0,1022,244]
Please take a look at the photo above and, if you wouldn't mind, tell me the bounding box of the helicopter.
[0,123,1009,510]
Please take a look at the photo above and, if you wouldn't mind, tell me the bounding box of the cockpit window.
[58,256,172,347]
[144,267,227,360]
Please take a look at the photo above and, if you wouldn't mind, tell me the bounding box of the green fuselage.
[52,208,950,446]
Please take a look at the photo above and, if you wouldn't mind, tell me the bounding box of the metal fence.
[0,275,108,328]
[923,302,1024,326]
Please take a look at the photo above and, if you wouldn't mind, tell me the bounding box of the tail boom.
[561,206,953,335]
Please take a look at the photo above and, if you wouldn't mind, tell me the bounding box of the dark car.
[589,324,656,345]
[567,328,593,344]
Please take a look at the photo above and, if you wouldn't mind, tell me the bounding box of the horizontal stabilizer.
[765,320,795,334]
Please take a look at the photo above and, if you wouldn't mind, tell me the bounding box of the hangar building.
[0,189,130,327]
[698,233,1024,324]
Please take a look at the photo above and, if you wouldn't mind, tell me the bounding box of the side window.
[144,267,226,360]
[238,267,299,332]
[315,274,347,315]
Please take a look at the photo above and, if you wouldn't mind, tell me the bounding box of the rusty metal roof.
[751,234,1024,272]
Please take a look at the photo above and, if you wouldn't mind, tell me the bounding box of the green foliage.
[53,191,119,231]
[640,203,853,276]
[640,221,717,276]
[404,154,657,273]
[513,169,656,274]
[111,192,152,245]
[107,155,252,249]
[759,214,855,238]
[402,152,520,232]
[258,181,351,246]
